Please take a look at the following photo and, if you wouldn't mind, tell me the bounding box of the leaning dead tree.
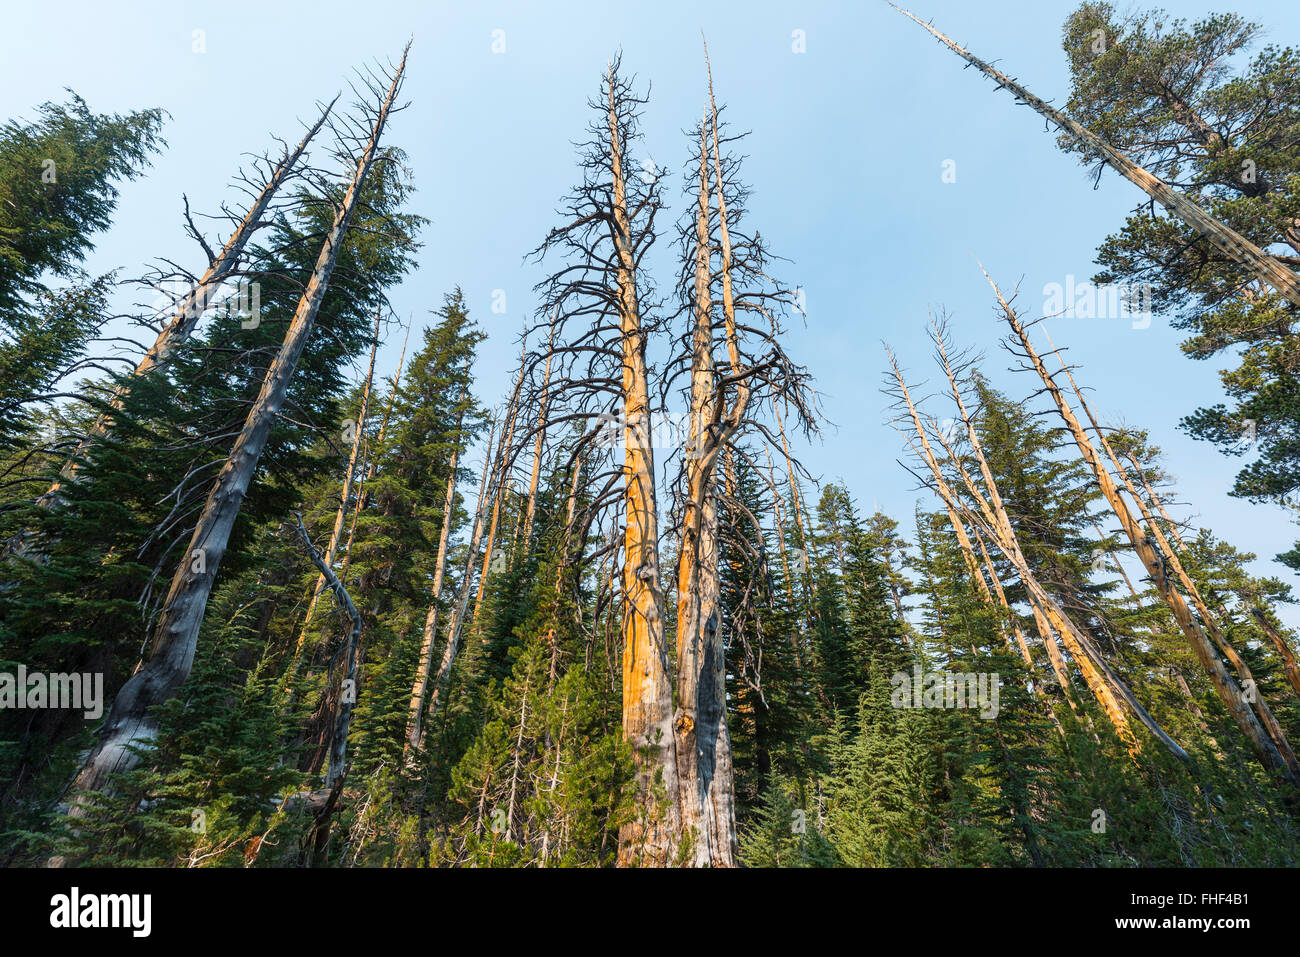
[663,45,815,866]
[989,273,1300,786]
[890,3,1300,309]
[888,346,1132,743]
[292,513,363,790]
[913,317,1067,707]
[886,342,1192,767]
[1040,324,1300,756]
[528,56,678,866]
[40,100,336,508]
[297,306,383,646]
[1109,434,1300,707]
[1251,608,1300,702]
[65,46,411,807]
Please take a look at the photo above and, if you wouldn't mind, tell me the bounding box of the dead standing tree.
[403,400,468,757]
[419,414,498,744]
[663,48,815,866]
[337,319,412,589]
[65,46,412,808]
[528,56,678,866]
[472,341,527,623]
[291,513,362,792]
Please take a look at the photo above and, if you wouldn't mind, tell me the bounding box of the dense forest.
[4,1,1300,869]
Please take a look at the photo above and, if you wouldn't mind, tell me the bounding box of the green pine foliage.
[5,28,1300,869]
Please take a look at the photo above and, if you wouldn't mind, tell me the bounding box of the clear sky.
[5,0,1300,620]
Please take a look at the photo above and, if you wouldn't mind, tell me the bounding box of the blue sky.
[5,0,1300,619]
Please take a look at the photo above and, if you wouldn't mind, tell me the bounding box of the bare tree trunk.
[521,323,554,544]
[1043,327,1300,770]
[891,3,1300,308]
[972,527,1070,735]
[291,515,363,790]
[337,320,412,587]
[474,344,526,621]
[422,424,497,738]
[889,345,1190,763]
[1119,443,1300,706]
[992,274,1297,784]
[1251,609,1300,701]
[970,528,1038,671]
[673,117,736,866]
[65,48,409,807]
[404,406,468,759]
[1090,518,1142,604]
[42,101,336,507]
[297,306,382,649]
[1125,455,1189,550]
[611,62,678,867]
[926,327,1073,695]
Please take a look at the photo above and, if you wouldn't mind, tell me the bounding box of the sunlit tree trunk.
[992,273,1297,784]
[611,62,678,866]
[1040,325,1300,776]
[1251,609,1300,701]
[673,119,736,866]
[888,346,1192,763]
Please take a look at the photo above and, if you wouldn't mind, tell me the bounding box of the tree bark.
[673,117,737,866]
[65,48,408,806]
[993,274,1297,784]
[892,3,1300,308]
[611,62,677,867]
[297,306,382,650]
[404,406,467,759]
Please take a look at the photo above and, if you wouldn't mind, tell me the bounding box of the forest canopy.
[2,2,1300,871]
